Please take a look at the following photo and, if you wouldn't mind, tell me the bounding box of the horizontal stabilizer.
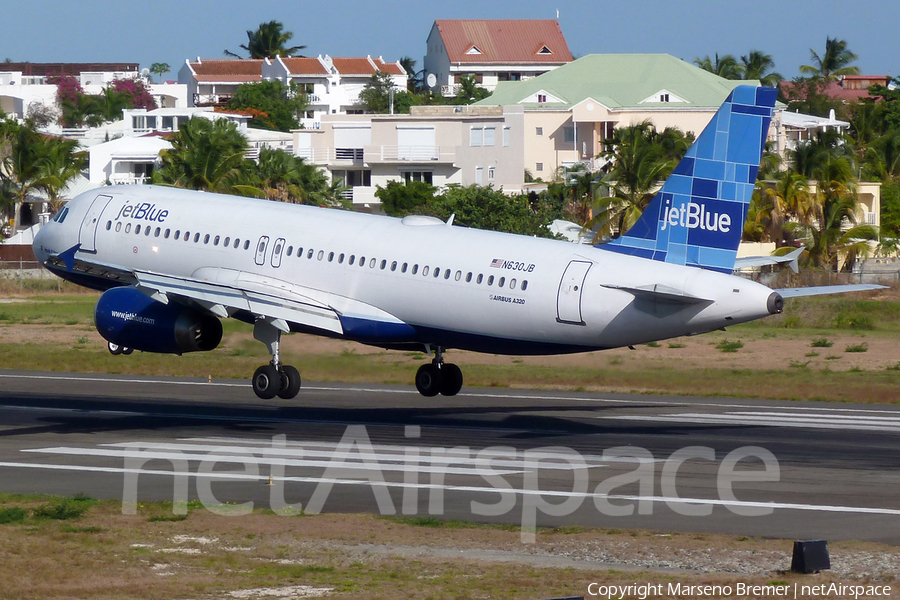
[600,283,712,305]
[778,284,887,298]
[734,247,804,273]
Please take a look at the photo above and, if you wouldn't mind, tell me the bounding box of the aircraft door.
[77,194,112,253]
[271,237,285,268]
[557,260,592,325]
[254,236,269,266]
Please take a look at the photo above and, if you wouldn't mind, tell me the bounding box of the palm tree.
[588,122,685,241]
[150,62,170,84]
[693,53,743,80]
[562,167,600,225]
[153,117,261,196]
[799,37,860,80]
[758,170,812,246]
[791,194,877,270]
[740,51,783,87]
[34,138,86,214]
[224,21,306,59]
[0,122,45,228]
[399,56,424,94]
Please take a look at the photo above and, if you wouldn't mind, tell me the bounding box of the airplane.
[32,85,883,400]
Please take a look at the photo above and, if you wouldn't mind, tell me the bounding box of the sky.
[2,0,897,81]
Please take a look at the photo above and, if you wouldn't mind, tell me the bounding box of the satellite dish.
[140,68,150,78]
[426,73,437,89]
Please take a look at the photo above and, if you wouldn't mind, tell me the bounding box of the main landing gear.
[415,346,463,397]
[107,341,133,355]
[251,318,301,400]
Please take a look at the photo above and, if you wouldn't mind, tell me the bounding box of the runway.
[1,370,899,544]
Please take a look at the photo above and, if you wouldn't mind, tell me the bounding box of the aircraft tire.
[415,364,443,397]
[252,365,282,400]
[278,365,302,400]
[439,363,463,396]
[107,342,122,356]
[122,347,134,355]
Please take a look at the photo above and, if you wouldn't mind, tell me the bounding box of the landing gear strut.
[415,346,463,397]
[107,341,133,355]
[251,318,301,400]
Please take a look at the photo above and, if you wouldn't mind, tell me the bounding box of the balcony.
[294,147,363,165]
[110,175,151,185]
[367,146,456,163]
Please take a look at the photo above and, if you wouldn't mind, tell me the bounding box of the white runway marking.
[602,410,900,433]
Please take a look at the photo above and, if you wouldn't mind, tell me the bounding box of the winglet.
[597,85,778,273]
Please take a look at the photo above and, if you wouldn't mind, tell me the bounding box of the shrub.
[811,338,834,348]
[716,339,744,353]
[844,342,869,353]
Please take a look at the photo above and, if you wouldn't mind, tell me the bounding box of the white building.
[424,20,573,97]
[293,104,526,211]
[262,55,406,129]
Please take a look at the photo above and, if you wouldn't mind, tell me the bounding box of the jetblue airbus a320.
[32,86,880,399]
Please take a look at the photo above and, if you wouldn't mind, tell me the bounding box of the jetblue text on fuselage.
[115,202,169,223]
[659,198,731,233]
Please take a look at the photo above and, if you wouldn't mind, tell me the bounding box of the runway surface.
[1,370,899,544]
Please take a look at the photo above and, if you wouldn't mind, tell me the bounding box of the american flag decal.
[490,259,504,268]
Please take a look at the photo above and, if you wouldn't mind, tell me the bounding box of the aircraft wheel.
[107,341,122,356]
[252,365,282,400]
[440,363,463,396]
[122,347,134,355]
[415,364,443,397]
[278,365,302,400]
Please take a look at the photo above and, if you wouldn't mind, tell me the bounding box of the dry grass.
[0,495,895,600]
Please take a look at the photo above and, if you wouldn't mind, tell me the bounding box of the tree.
[225,21,305,59]
[800,37,860,80]
[153,117,260,196]
[359,72,396,114]
[740,50,782,87]
[456,74,491,104]
[34,137,86,214]
[399,56,424,93]
[228,80,307,131]
[252,147,344,207]
[693,53,743,79]
[376,180,436,216]
[149,62,170,83]
[589,122,691,241]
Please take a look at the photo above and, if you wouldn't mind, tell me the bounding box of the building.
[262,55,406,129]
[477,53,768,177]
[424,19,573,97]
[780,75,894,106]
[0,62,186,122]
[293,105,526,211]
[179,58,264,107]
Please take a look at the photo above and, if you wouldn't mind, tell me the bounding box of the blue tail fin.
[597,85,778,273]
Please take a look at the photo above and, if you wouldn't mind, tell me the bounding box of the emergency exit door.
[557,260,591,325]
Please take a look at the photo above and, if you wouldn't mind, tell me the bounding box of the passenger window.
[466,272,472,282]
[412,264,418,275]
[498,277,505,287]
[183,231,190,241]
[255,236,269,266]
[286,246,293,257]
[204,234,210,244]
[522,280,528,291]
[338,253,344,264]
[328,252,334,262]
[455,271,461,281]
[434,268,440,278]
[243,240,250,250]
[444,269,450,279]
[401,262,407,273]
[487,275,494,286]
[145,227,151,236]
[234,238,240,249]
[272,237,286,268]
[391,261,397,271]
[165,229,171,239]
[156,227,162,237]
[423,266,429,276]
[214,235,220,246]
[349,255,355,265]
[510,279,516,289]
[115,222,122,232]
[105,221,111,230]
[296,246,302,256]
[125,223,131,233]
[359,256,365,267]
[194,233,200,243]
[369,258,376,268]
[307,249,314,259]
[317,250,324,260]
[224,236,231,247]
[476,274,483,284]
[380,259,386,270]
[135,224,141,234]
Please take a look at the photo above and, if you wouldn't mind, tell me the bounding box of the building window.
[475,167,483,185]
[403,171,433,185]
[564,127,575,143]
[535,127,543,136]
[503,127,510,147]
[488,167,495,180]
[660,93,670,102]
[483,127,495,146]
[537,94,547,103]
[470,127,483,147]
[536,162,543,172]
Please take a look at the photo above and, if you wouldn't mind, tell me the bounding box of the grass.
[845,342,869,353]
[811,337,834,348]
[715,339,744,353]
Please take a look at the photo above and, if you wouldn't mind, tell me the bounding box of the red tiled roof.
[188,59,263,82]
[330,57,379,76]
[433,20,573,65]
[280,57,329,75]
[373,57,406,76]
[780,76,892,104]
[0,62,139,76]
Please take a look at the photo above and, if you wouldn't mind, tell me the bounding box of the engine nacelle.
[95,287,223,354]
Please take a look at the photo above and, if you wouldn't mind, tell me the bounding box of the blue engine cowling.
[95,287,223,354]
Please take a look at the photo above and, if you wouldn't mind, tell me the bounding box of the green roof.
[477,54,755,110]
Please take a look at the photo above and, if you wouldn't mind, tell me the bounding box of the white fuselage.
[34,186,778,354]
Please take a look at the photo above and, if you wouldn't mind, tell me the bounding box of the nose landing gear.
[251,318,301,400]
[415,346,463,397]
